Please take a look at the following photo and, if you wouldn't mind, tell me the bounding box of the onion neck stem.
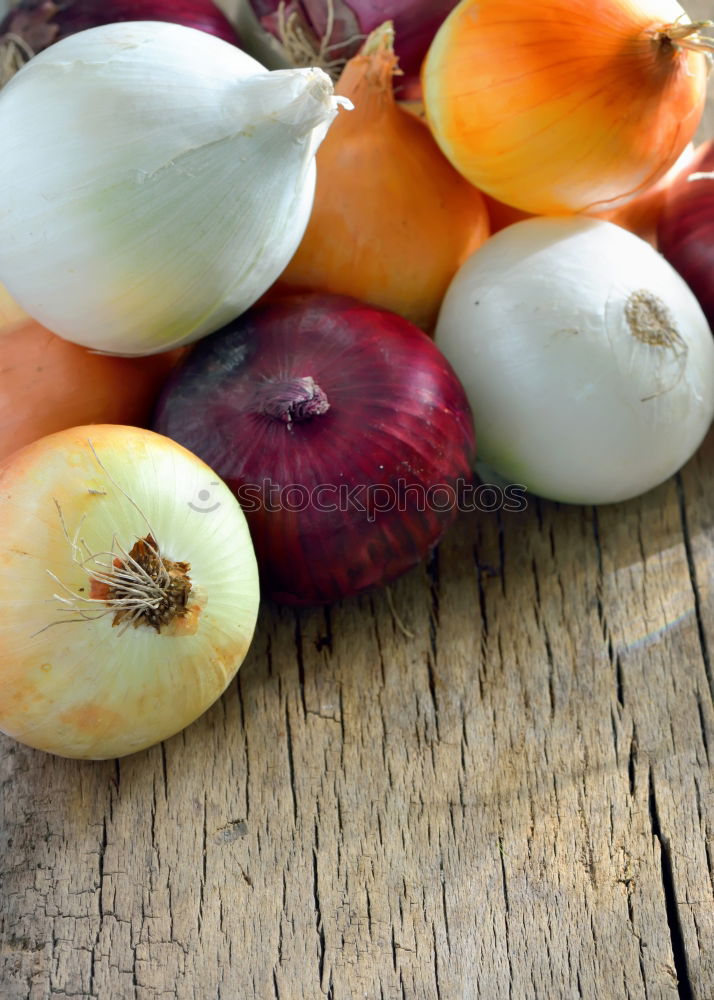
[361,21,395,58]
[336,20,400,113]
[258,375,330,427]
[653,20,714,55]
[274,0,357,81]
[0,34,34,88]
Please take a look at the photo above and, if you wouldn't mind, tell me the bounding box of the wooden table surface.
[2,3,714,998]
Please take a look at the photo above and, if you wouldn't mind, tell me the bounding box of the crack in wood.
[312,835,328,996]
[198,794,207,937]
[88,814,107,1000]
[648,767,694,1000]
[293,612,308,721]
[628,727,638,798]
[694,692,710,766]
[431,920,443,1000]
[284,701,298,826]
[426,548,442,743]
[676,473,714,701]
[498,835,514,998]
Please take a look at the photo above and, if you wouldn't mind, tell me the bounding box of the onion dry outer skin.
[657,140,714,328]
[0,316,185,462]
[153,293,476,606]
[423,0,709,215]
[246,0,458,81]
[434,217,714,505]
[0,424,260,759]
[274,24,490,333]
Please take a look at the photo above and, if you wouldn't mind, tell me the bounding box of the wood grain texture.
[2,3,714,998]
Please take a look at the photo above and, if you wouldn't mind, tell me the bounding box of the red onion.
[1,0,240,84]
[153,294,476,606]
[245,0,457,83]
[657,140,714,330]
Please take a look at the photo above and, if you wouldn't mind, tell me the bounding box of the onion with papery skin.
[274,22,489,333]
[0,315,183,461]
[0,0,241,85]
[0,22,348,356]
[153,294,476,606]
[423,0,712,215]
[434,217,714,506]
[658,140,714,328]
[0,425,260,759]
[243,0,457,85]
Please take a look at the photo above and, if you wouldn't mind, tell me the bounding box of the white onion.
[435,217,714,505]
[0,424,260,758]
[0,21,348,355]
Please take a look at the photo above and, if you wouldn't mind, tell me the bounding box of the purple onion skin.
[657,140,714,331]
[1,0,241,52]
[250,0,457,80]
[153,294,476,607]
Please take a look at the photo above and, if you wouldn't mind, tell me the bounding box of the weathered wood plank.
[1,2,713,998]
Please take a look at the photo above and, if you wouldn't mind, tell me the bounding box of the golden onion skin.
[422,0,708,214]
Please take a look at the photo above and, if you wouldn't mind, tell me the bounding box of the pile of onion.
[154,294,476,606]
[274,22,490,333]
[423,0,713,215]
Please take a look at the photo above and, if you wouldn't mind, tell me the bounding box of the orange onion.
[274,22,490,333]
[423,0,712,215]
[0,310,184,461]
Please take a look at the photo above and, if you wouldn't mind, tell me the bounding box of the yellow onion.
[0,425,260,759]
[274,23,489,333]
[423,0,712,215]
